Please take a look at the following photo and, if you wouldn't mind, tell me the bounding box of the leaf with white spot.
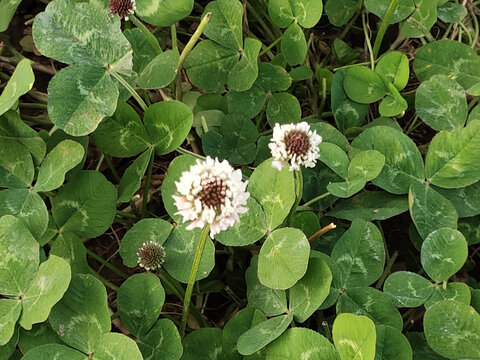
[135,0,193,27]
[333,313,376,360]
[204,0,243,50]
[424,282,471,309]
[20,255,71,330]
[117,149,153,203]
[92,333,143,360]
[0,59,35,116]
[383,271,434,308]
[137,318,183,360]
[400,0,437,38]
[0,138,35,188]
[0,299,21,346]
[22,344,86,360]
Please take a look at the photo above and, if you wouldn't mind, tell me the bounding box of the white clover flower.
[109,0,136,20]
[173,157,249,237]
[268,122,322,171]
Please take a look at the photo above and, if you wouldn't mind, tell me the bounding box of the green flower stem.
[141,148,155,219]
[405,17,435,42]
[302,191,331,208]
[171,24,178,51]
[110,70,148,111]
[471,10,479,49]
[375,250,399,289]
[372,0,399,59]
[362,12,376,71]
[104,154,121,183]
[259,35,283,57]
[129,15,162,55]
[286,169,303,226]
[85,248,129,279]
[179,224,210,337]
[175,12,211,101]
[176,146,206,160]
[88,267,120,291]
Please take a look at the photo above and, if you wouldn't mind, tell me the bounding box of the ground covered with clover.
[1,0,480,359]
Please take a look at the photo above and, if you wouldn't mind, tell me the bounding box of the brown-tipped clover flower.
[269,122,322,171]
[137,241,166,271]
[109,0,136,20]
[173,157,249,237]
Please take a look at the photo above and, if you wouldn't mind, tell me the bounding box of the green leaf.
[138,50,180,89]
[424,282,471,309]
[226,86,268,119]
[424,300,480,359]
[344,66,387,104]
[91,101,149,157]
[415,75,468,131]
[325,0,358,27]
[161,155,197,222]
[291,211,320,238]
[406,332,448,360]
[266,92,301,126]
[434,182,480,217]
[248,158,295,230]
[352,126,424,194]
[119,218,172,267]
[337,287,403,330]
[181,328,223,360]
[327,191,408,221]
[268,0,295,27]
[228,38,262,91]
[118,273,165,337]
[163,224,215,283]
[364,0,415,24]
[0,59,35,116]
[437,2,467,23]
[117,149,152,203]
[202,113,258,165]
[458,216,480,245]
[18,316,62,355]
[290,258,332,322]
[332,38,360,64]
[383,271,434,307]
[409,182,458,240]
[137,319,183,360]
[375,325,412,360]
[51,171,117,238]
[0,0,22,32]
[266,327,340,360]
[414,40,480,95]
[144,100,193,155]
[310,251,344,309]
[255,63,292,92]
[124,28,157,74]
[331,69,368,132]
[237,314,293,355]
[400,0,437,38]
[222,308,266,360]
[333,313,376,360]
[327,178,366,198]
[375,52,409,91]
[135,0,193,27]
[421,228,468,282]
[246,256,288,316]
[49,274,111,354]
[93,333,143,360]
[331,219,385,289]
[318,142,349,180]
[20,256,71,330]
[47,65,119,136]
[184,40,239,91]
[215,197,267,246]
[22,344,86,360]
[0,299,21,346]
[204,0,243,50]
[258,227,310,290]
[348,150,385,182]
[33,0,132,72]
[425,120,480,188]
[34,140,84,192]
[290,65,313,81]
[269,0,322,28]
[0,189,48,240]
[281,22,307,66]
[0,215,39,296]
[0,138,35,188]
[378,83,407,117]
[50,232,90,274]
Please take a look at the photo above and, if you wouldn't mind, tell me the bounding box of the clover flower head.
[268,122,322,171]
[173,157,249,237]
[109,0,136,20]
[137,241,166,271]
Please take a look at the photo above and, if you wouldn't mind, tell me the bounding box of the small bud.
[109,0,136,20]
[137,241,166,271]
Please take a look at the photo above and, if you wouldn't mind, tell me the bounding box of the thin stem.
[372,0,399,59]
[406,17,435,42]
[259,35,283,57]
[175,12,211,101]
[375,250,399,289]
[171,24,178,51]
[302,191,331,208]
[141,148,155,219]
[179,224,210,337]
[89,267,120,291]
[129,15,162,55]
[110,70,148,111]
[470,9,479,49]
[286,169,303,226]
[104,154,121,183]
[246,2,277,43]
[19,103,47,109]
[362,12,376,70]
[176,146,206,159]
[308,223,337,243]
[86,248,129,279]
